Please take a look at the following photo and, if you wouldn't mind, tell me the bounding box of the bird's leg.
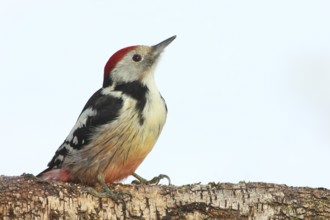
[87,175,131,202]
[131,173,171,185]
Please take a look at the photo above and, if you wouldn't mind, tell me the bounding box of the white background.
[1,1,330,188]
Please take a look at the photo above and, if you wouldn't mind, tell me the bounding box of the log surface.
[0,174,329,219]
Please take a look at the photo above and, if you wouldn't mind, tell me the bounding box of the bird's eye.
[132,54,142,62]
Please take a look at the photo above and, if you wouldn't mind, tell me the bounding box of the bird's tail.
[37,168,71,182]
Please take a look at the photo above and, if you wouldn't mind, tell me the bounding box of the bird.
[37,36,176,195]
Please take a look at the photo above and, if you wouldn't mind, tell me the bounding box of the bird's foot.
[131,173,171,185]
[87,175,131,202]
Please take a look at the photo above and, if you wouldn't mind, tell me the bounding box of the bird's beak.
[152,35,176,55]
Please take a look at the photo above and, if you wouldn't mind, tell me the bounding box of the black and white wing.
[45,88,123,170]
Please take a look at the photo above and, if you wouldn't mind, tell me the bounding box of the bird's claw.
[131,173,171,185]
[86,175,131,203]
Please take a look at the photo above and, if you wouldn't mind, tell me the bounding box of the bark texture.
[0,174,329,219]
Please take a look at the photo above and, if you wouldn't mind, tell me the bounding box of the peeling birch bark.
[0,174,329,219]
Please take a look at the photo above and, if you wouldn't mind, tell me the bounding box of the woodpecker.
[38,36,176,187]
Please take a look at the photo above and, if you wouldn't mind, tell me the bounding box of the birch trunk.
[0,174,329,219]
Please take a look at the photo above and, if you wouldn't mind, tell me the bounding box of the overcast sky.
[1,1,330,189]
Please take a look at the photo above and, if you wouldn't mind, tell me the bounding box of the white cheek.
[112,67,133,82]
[111,58,142,83]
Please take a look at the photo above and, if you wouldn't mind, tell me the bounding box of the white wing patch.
[72,136,78,145]
[66,107,97,142]
[101,87,122,97]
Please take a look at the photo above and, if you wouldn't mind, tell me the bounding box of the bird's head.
[103,36,176,87]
